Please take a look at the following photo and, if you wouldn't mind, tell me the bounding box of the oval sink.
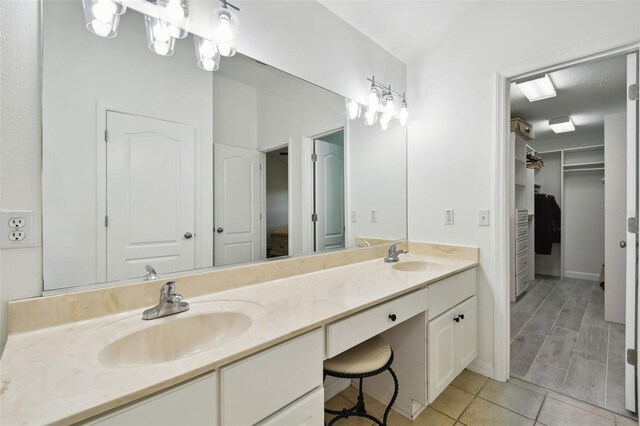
[98,312,252,367]
[392,261,445,272]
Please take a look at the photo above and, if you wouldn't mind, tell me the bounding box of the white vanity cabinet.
[86,371,218,426]
[220,329,323,426]
[427,269,477,402]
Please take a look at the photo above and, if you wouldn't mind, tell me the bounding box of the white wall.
[407,1,640,377]
[604,112,627,324]
[42,2,215,291]
[0,0,407,352]
[529,131,604,153]
[213,75,258,150]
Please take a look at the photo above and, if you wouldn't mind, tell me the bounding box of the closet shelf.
[564,167,605,173]
[563,161,605,169]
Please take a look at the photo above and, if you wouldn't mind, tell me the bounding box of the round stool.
[323,335,399,426]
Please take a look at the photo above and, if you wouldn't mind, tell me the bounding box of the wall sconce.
[158,0,190,39]
[144,15,175,56]
[346,77,408,130]
[194,35,221,71]
[82,0,126,38]
[213,0,240,57]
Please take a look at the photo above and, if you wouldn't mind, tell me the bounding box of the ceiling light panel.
[516,74,556,102]
[549,116,575,134]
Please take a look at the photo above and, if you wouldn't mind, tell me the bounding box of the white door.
[106,112,195,282]
[455,296,478,373]
[214,144,261,266]
[625,51,639,413]
[428,308,456,403]
[314,139,344,251]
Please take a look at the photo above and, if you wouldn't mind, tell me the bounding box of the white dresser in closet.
[515,209,530,297]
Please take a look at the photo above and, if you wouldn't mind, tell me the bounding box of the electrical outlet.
[351,210,358,222]
[478,209,490,226]
[1,210,34,248]
[444,209,454,225]
[370,209,377,223]
[9,231,25,241]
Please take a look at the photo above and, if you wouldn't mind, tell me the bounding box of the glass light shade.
[159,0,190,39]
[82,0,121,38]
[145,15,176,56]
[366,86,380,112]
[398,102,408,126]
[380,117,391,131]
[364,106,378,126]
[381,92,395,120]
[193,35,221,71]
[213,7,240,57]
[345,99,361,120]
[113,0,126,15]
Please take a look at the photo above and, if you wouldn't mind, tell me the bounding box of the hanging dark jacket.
[534,194,561,255]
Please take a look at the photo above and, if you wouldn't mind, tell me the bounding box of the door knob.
[620,240,627,248]
[216,227,224,233]
[184,232,193,239]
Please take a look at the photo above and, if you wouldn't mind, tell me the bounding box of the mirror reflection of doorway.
[265,147,289,258]
[313,130,345,252]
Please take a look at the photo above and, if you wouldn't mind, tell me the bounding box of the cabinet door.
[428,307,457,403]
[258,388,324,426]
[89,372,217,425]
[455,296,478,374]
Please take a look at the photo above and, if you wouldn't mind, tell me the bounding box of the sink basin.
[392,261,445,272]
[98,312,252,367]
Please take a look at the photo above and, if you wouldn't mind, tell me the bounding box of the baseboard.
[468,358,495,380]
[564,271,600,281]
[324,377,350,401]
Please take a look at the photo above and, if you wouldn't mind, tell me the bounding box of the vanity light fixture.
[145,15,175,56]
[366,79,381,112]
[516,74,556,102]
[398,94,408,126]
[159,0,190,39]
[549,116,575,133]
[365,77,408,130]
[380,87,395,121]
[82,0,126,38]
[345,99,361,120]
[194,35,221,71]
[213,0,240,57]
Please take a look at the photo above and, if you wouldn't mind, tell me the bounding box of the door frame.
[494,40,640,385]
[301,123,349,254]
[260,141,291,259]
[96,103,206,283]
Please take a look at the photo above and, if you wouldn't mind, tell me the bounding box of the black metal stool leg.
[381,367,399,426]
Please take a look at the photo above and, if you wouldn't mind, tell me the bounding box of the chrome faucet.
[145,265,158,281]
[142,281,189,320]
[384,242,408,263]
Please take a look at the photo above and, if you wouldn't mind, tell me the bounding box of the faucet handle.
[160,281,178,300]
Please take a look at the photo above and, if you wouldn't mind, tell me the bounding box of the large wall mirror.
[42,0,408,292]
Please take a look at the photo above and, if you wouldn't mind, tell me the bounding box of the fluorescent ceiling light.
[549,116,575,134]
[516,74,556,102]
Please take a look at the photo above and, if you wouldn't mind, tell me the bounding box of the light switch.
[478,209,490,226]
[444,209,454,225]
[351,210,358,222]
[370,209,377,223]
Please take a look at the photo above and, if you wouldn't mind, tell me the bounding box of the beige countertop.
[0,248,477,425]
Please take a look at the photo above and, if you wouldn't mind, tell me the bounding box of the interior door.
[313,139,345,251]
[106,111,195,282]
[626,51,639,413]
[214,144,261,266]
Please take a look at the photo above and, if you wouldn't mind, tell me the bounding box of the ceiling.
[318,0,486,64]
[510,55,627,140]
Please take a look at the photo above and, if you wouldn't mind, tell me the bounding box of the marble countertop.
[0,251,477,425]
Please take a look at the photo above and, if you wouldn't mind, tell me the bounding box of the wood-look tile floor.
[510,275,635,419]
[324,369,637,425]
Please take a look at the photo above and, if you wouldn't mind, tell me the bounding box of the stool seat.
[324,335,392,375]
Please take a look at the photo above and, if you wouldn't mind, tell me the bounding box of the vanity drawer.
[326,288,428,358]
[428,268,476,320]
[516,223,528,239]
[515,237,528,255]
[220,329,323,426]
[516,251,528,275]
[516,209,529,224]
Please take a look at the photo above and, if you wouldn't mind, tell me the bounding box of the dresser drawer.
[516,210,529,224]
[326,288,428,358]
[516,270,529,295]
[515,237,528,255]
[516,251,528,275]
[428,268,476,320]
[516,223,528,239]
[220,329,323,426]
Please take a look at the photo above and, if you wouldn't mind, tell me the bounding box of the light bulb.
[367,87,380,112]
[201,57,217,71]
[398,98,408,126]
[91,19,112,36]
[152,22,170,43]
[92,0,116,22]
[153,41,170,56]
[165,0,184,21]
[345,99,360,120]
[382,92,395,119]
[199,40,216,58]
[215,17,233,56]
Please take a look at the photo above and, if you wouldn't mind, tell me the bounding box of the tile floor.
[510,274,632,417]
[325,369,637,425]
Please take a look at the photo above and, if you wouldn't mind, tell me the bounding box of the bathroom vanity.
[0,243,478,425]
